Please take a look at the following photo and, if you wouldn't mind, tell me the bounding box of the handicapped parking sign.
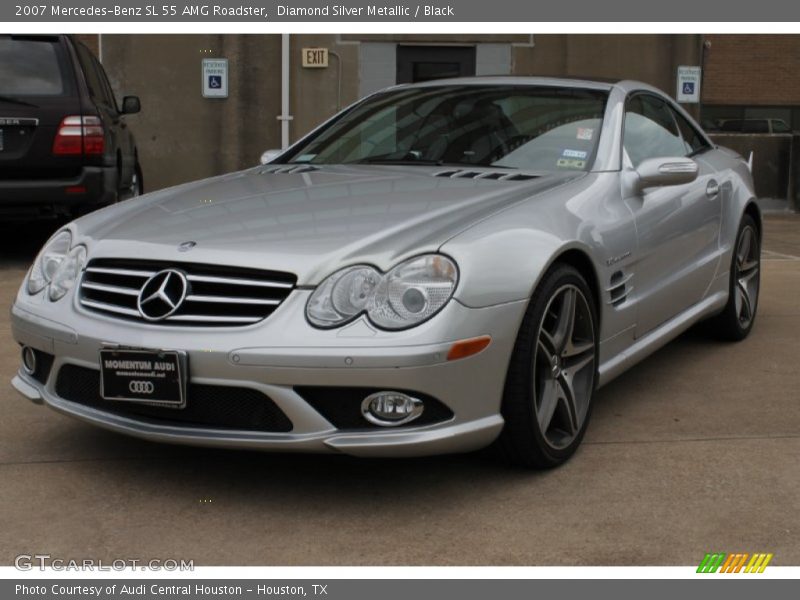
[201,58,228,98]
[677,66,701,103]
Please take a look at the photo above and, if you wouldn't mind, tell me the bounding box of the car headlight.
[48,245,87,301]
[27,230,87,301]
[307,254,458,330]
[27,230,72,295]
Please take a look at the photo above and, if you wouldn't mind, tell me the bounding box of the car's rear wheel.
[497,264,598,468]
[707,214,760,341]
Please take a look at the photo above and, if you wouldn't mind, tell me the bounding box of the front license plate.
[99,348,187,408]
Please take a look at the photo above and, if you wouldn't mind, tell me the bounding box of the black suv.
[0,35,142,221]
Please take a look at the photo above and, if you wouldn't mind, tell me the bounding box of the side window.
[93,57,119,112]
[772,120,792,133]
[721,120,742,132]
[623,94,686,167]
[75,44,104,101]
[671,108,710,155]
[742,120,769,134]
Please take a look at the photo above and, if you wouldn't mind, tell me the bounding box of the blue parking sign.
[209,75,222,89]
[683,82,695,95]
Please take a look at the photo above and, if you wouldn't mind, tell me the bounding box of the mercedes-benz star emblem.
[137,269,189,321]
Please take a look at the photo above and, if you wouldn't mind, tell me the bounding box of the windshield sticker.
[562,149,588,159]
[557,158,586,169]
[576,127,594,140]
[295,154,316,163]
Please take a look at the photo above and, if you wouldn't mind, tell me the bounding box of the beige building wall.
[101,35,282,192]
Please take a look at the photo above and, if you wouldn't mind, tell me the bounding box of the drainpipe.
[278,34,293,149]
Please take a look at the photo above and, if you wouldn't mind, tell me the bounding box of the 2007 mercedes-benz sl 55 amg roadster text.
[11,77,761,467]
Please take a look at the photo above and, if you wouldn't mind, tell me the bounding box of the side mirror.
[634,157,698,192]
[260,149,282,165]
[121,95,141,115]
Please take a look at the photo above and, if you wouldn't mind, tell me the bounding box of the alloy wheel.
[734,225,760,329]
[532,284,596,449]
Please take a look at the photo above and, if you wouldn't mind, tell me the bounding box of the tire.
[496,264,599,468]
[117,161,143,202]
[706,214,760,341]
[128,162,144,198]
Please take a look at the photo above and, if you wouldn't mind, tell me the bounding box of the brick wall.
[703,35,800,105]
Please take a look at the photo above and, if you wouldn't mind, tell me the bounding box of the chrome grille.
[79,259,296,327]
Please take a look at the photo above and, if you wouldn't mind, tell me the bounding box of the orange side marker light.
[447,336,492,361]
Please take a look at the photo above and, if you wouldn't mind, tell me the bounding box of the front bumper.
[10,290,526,457]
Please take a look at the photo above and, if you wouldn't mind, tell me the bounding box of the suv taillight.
[52,115,105,156]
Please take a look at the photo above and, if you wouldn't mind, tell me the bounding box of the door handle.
[706,180,720,197]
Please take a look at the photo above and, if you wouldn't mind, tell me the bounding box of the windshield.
[282,85,608,172]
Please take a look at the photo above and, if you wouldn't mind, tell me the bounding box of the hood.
[77,165,581,284]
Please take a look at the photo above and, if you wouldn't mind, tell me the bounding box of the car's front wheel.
[497,264,598,468]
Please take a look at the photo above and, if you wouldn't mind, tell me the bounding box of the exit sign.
[302,47,329,68]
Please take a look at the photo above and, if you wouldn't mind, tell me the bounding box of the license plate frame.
[99,348,187,408]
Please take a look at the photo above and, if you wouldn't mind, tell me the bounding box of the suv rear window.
[0,37,67,96]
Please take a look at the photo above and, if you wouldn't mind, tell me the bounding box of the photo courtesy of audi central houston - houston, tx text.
[1,27,798,576]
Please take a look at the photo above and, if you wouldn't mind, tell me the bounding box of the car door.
[93,52,137,187]
[74,42,130,188]
[622,93,722,337]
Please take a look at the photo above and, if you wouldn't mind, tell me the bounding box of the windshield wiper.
[0,95,38,107]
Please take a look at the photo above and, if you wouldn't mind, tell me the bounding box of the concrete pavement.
[0,216,798,566]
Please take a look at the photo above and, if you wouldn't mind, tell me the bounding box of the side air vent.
[607,270,634,307]
[434,169,539,182]
[260,165,319,175]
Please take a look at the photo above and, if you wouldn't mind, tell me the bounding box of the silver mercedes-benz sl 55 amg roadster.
[11,77,761,467]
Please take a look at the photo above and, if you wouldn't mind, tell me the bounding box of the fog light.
[361,391,424,427]
[21,346,37,376]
